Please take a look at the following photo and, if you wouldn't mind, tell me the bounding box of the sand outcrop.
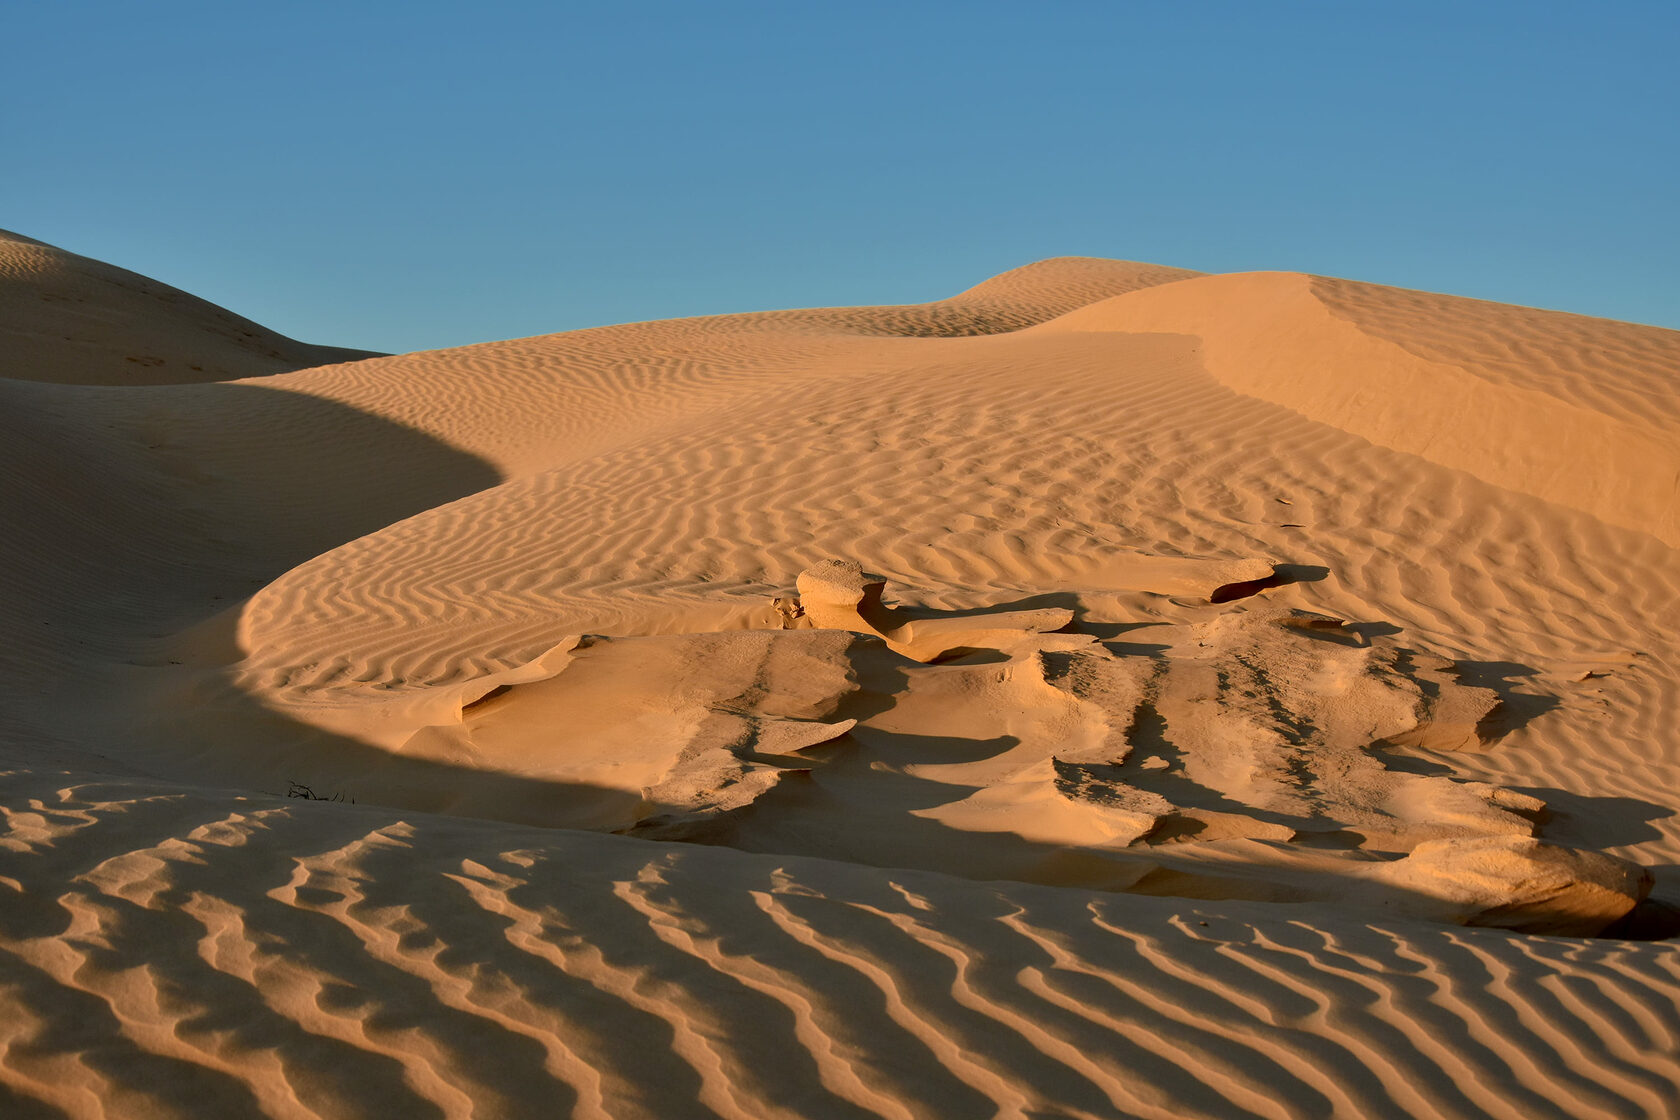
[236,554,1650,936]
[795,558,1076,661]
[1382,836,1655,937]
[718,566,1645,934]
[375,629,859,829]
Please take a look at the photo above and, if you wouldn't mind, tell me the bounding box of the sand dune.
[1040,271,1680,544]
[1,240,1677,1116]
[0,230,379,385]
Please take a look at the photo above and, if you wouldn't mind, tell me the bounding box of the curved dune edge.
[0,229,380,385]
[702,255,1211,339]
[1037,271,1680,547]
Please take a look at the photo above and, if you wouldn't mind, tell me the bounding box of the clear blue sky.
[4,1,1675,352]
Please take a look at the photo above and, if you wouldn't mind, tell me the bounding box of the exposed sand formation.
[1,233,1677,1117]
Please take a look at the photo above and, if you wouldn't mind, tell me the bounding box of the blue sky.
[3,1,1675,352]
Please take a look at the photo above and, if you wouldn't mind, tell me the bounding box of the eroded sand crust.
[1,234,1677,1117]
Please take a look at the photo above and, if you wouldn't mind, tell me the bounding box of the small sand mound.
[393,629,858,831]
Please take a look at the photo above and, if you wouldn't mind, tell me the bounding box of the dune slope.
[1039,271,1680,545]
[0,242,1677,1118]
[0,230,380,385]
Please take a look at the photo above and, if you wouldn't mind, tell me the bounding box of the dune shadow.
[890,590,1084,622]
[1449,660,1561,739]
[1344,620,1403,642]
[139,609,652,831]
[1271,563,1330,585]
[1504,787,1674,848]
[0,374,513,819]
[830,638,915,723]
[1112,699,1320,830]
[1364,745,1456,777]
[1603,884,1680,941]
[1210,562,1329,604]
[882,590,1182,647]
[157,380,505,579]
[0,377,503,696]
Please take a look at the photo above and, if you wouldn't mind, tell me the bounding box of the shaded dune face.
[0,376,500,767]
[3,240,1680,1116]
[0,229,380,385]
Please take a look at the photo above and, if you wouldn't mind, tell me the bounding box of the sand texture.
[1,236,1678,1117]
[0,230,379,385]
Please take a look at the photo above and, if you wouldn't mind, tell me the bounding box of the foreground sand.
[1,229,1677,1117]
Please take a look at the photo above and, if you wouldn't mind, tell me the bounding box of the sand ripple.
[2,772,1677,1119]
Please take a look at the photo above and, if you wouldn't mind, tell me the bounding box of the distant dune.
[1039,270,1680,546]
[0,228,380,384]
[0,236,1676,1118]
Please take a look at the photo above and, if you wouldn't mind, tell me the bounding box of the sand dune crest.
[0,229,380,385]
[1039,270,1680,545]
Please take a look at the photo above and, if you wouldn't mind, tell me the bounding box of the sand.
[1,227,1677,1117]
[0,230,380,386]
